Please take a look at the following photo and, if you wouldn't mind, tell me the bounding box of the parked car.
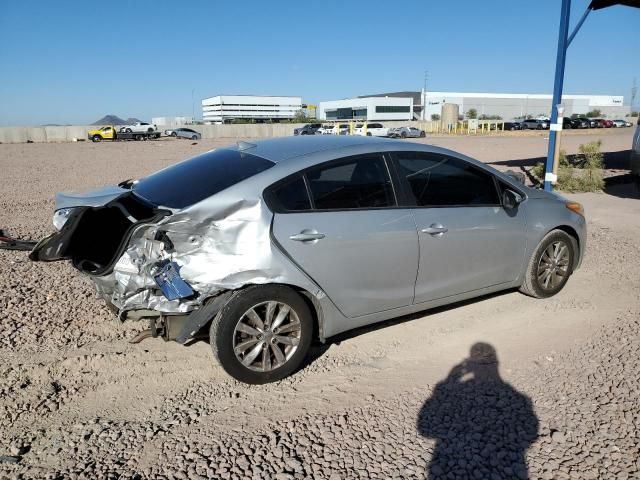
[587,118,598,128]
[388,126,426,138]
[120,122,158,133]
[294,124,321,136]
[29,136,586,384]
[521,119,549,130]
[569,117,590,129]
[612,119,628,128]
[503,121,522,131]
[165,128,201,140]
[327,124,350,135]
[316,125,333,135]
[562,117,573,129]
[631,117,640,186]
[353,123,389,137]
[591,118,613,128]
[625,120,633,127]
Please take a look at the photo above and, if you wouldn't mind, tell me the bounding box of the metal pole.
[544,0,571,192]
[191,88,195,121]
[567,7,591,47]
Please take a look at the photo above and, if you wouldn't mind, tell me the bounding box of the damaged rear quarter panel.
[95,178,329,327]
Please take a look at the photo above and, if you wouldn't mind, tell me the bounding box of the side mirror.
[502,189,524,209]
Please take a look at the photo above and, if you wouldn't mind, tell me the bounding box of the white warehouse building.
[202,95,302,123]
[421,91,628,120]
[317,97,414,122]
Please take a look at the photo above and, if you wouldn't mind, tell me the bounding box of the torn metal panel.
[90,192,326,326]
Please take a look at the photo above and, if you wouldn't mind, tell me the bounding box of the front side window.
[134,149,274,209]
[392,152,499,207]
[306,154,395,210]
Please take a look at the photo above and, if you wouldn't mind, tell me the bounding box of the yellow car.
[87,126,116,142]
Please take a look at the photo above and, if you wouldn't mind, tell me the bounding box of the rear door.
[390,151,527,304]
[270,153,419,318]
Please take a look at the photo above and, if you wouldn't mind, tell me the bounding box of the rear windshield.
[133,149,274,209]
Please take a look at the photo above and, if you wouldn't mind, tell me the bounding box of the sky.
[0,0,638,126]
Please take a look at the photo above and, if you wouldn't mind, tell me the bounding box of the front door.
[390,151,527,304]
[270,153,419,318]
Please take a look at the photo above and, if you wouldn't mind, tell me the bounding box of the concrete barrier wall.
[0,121,436,144]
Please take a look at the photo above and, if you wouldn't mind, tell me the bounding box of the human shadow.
[417,343,538,480]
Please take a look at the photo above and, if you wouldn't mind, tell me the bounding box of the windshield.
[133,149,274,209]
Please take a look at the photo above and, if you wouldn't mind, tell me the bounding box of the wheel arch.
[175,283,326,345]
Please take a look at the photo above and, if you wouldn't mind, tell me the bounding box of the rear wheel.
[210,285,313,384]
[171,132,177,137]
[520,229,575,298]
[400,131,407,138]
[419,130,426,137]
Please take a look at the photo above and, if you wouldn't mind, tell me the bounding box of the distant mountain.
[91,115,142,126]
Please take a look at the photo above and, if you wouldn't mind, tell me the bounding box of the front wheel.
[92,135,102,142]
[191,135,198,140]
[520,229,575,298]
[210,285,313,384]
[400,131,407,138]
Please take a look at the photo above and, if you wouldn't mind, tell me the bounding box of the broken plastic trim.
[0,230,37,251]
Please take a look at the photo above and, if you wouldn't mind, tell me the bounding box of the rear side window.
[134,149,274,209]
[393,152,499,207]
[272,176,311,211]
[306,154,395,210]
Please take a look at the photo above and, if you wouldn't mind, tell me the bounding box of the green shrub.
[530,141,604,192]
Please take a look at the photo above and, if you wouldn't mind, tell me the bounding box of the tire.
[400,131,407,139]
[125,128,132,133]
[191,135,198,140]
[210,285,313,384]
[135,134,142,141]
[420,130,426,137]
[171,132,177,137]
[92,135,102,142]
[520,229,575,299]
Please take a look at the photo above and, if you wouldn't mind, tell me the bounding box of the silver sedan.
[165,127,202,140]
[31,136,586,384]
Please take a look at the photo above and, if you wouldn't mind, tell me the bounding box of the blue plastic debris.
[153,261,195,300]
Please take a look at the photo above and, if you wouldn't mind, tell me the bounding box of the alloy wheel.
[537,241,570,290]
[232,301,302,372]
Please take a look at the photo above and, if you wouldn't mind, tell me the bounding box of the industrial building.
[317,97,414,122]
[360,91,628,120]
[151,116,194,126]
[201,95,302,123]
[421,92,628,120]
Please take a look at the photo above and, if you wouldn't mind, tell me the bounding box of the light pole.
[191,88,195,122]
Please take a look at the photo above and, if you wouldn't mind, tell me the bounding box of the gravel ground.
[0,129,638,479]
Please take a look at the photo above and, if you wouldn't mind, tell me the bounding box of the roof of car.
[223,135,399,163]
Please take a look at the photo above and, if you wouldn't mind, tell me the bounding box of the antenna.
[237,141,257,151]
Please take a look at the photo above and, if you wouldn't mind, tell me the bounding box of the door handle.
[289,232,326,242]
[421,224,448,235]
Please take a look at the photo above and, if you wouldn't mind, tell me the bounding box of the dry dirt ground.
[0,129,639,479]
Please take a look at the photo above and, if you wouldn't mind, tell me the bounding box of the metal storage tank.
[441,103,460,130]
